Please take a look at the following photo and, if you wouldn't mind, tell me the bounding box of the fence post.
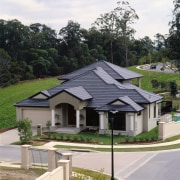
[62,152,72,179]
[58,160,70,180]
[21,145,32,169]
[158,122,165,140]
[48,147,57,172]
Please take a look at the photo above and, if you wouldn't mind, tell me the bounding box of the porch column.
[137,77,141,88]
[51,109,55,127]
[99,112,104,129]
[130,115,134,131]
[76,109,80,128]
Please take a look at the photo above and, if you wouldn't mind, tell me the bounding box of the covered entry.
[109,112,126,131]
[67,104,76,126]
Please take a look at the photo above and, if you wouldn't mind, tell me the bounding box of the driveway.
[0,128,19,145]
[0,128,37,145]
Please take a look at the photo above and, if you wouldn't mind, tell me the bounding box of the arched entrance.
[60,103,76,127]
[67,104,76,126]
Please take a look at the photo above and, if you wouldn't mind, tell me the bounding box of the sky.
[0,0,174,40]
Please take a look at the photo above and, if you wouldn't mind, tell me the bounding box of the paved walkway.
[1,128,180,148]
[1,128,180,180]
[42,139,180,149]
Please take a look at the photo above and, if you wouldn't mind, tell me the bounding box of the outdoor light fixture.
[109,110,118,180]
[109,117,114,180]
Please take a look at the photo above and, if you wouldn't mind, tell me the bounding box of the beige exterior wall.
[32,94,47,99]
[148,103,158,131]
[143,103,158,132]
[36,166,64,180]
[134,112,143,135]
[16,107,51,127]
[159,121,180,140]
[50,92,87,110]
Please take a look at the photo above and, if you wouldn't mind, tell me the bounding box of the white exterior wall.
[134,112,143,135]
[143,103,158,132]
[148,103,157,131]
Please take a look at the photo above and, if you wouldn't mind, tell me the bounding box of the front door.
[68,104,76,126]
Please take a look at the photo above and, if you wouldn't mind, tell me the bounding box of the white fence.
[36,166,64,180]
[158,114,172,123]
[21,145,72,180]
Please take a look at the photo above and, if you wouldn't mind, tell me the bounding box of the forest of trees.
[0,0,179,87]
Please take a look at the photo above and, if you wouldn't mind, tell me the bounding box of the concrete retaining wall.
[158,121,180,140]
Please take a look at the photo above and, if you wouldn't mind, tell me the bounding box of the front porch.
[54,127,80,134]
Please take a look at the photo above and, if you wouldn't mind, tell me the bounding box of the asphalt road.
[1,145,180,180]
[126,150,180,180]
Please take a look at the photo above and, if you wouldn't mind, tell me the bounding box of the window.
[109,112,126,131]
[86,108,99,126]
[137,111,141,116]
[154,104,156,118]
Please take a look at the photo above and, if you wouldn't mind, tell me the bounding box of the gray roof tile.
[59,60,143,80]
[64,86,92,100]
[15,61,162,112]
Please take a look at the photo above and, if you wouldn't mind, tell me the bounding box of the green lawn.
[128,66,180,92]
[0,78,60,129]
[0,66,179,129]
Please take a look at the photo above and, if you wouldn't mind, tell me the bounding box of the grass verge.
[54,143,180,152]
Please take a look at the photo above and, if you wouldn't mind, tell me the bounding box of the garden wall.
[158,121,180,140]
[36,166,64,180]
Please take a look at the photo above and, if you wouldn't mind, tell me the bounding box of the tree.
[93,1,138,65]
[168,0,180,68]
[59,20,93,72]
[17,118,32,144]
[169,81,178,98]
[0,19,30,60]
[29,23,57,49]
[0,48,11,87]
[151,79,159,89]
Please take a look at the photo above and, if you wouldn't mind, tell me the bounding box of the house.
[15,60,163,136]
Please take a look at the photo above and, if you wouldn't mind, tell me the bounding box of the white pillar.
[99,112,104,129]
[21,145,32,169]
[58,160,70,180]
[137,77,141,88]
[51,109,55,127]
[130,115,134,131]
[62,153,72,179]
[48,148,57,172]
[76,109,80,128]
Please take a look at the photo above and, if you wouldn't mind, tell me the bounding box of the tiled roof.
[15,61,162,112]
[118,96,144,111]
[15,98,49,107]
[64,86,92,100]
[96,96,144,112]
[59,60,143,80]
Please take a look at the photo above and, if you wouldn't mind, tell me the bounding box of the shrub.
[17,118,32,144]
[66,135,70,141]
[79,136,85,142]
[59,134,64,140]
[86,137,92,143]
[46,120,51,138]
[73,136,79,141]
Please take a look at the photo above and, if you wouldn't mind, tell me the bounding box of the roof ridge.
[104,61,124,79]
